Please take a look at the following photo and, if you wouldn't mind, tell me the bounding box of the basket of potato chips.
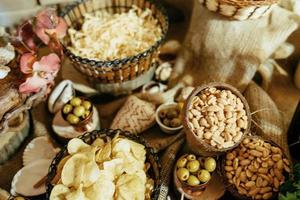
[46,129,161,200]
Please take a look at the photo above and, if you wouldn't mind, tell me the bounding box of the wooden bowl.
[182,82,251,156]
[220,135,291,200]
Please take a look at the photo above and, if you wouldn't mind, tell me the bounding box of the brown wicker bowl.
[59,0,168,94]
[220,135,291,200]
[46,129,161,199]
[182,82,251,156]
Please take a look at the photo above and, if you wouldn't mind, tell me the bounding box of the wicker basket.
[199,0,278,20]
[46,129,161,200]
[182,82,252,156]
[59,0,168,93]
[220,136,290,200]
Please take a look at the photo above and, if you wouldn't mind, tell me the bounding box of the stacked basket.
[199,0,278,20]
[60,0,168,94]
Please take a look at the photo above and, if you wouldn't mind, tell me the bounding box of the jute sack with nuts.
[243,82,290,159]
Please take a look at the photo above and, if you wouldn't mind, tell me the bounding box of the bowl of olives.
[61,96,93,127]
[156,103,183,134]
[174,154,217,199]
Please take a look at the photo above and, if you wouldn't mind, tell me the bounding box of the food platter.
[1,0,300,200]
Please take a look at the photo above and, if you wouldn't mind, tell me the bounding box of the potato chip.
[51,155,71,185]
[96,141,111,164]
[82,161,101,187]
[128,140,146,161]
[49,184,70,200]
[115,173,146,200]
[61,154,87,188]
[65,184,88,200]
[84,178,115,200]
[103,158,124,177]
[67,138,90,155]
[112,138,131,155]
[114,152,144,175]
[91,138,105,149]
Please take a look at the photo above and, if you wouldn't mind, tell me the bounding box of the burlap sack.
[110,95,156,134]
[172,2,298,92]
[243,81,290,157]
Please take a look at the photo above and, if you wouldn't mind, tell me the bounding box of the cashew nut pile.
[188,87,248,149]
[225,137,290,200]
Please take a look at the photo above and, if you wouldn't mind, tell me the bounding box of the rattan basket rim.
[59,0,169,69]
[182,82,252,154]
[216,0,278,8]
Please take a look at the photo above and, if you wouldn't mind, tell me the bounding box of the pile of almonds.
[225,137,290,200]
[187,87,248,149]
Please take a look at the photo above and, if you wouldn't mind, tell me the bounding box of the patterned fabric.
[110,95,156,134]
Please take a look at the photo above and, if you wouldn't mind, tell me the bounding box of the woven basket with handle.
[199,0,278,20]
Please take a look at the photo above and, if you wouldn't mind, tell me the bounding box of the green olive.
[67,114,80,125]
[163,118,170,127]
[73,106,85,117]
[176,157,188,168]
[187,175,200,186]
[187,154,196,161]
[82,101,92,110]
[198,169,211,183]
[70,97,82,107]
[83,110,91,119]
[187,160,200,173]
[170,118,181,127]
[176,168,190,181]
[63,104,73,114]
[204,157,216,172]
[159,109,167,118]
[167,109,178,119]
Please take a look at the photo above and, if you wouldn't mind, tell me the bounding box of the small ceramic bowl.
[156,103,183,134]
